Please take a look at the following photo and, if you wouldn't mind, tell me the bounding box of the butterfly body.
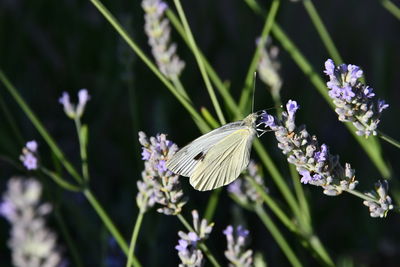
[166,113,259,191]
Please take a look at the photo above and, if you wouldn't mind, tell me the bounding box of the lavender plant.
[138,131,186,215]
[142,0,185,79]
[0,177,64,267]
[261,100,394,217]
[324,59,389,138]
[20,140,39,171]
[175,210,214,267]
[223,225,253,267]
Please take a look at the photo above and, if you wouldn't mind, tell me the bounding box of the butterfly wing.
[166,121,245,177]
[189,128,256,191]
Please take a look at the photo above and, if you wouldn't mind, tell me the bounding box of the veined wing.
[189,128,255,191]
[166,121,247,177]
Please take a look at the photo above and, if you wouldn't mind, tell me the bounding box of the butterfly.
[166,111,267,191]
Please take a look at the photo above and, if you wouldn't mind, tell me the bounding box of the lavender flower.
[19,140,39,170]
[261,100,358,196]
[223,225,253,267]
[228,161,268,205]
[142,0,185,79]
[363,180,394,218]
[59,88,90,119]
[257,38,282,101]
[175,210,213,267]
[324,59,389,137]
[0,177,63,267]
[138,131,186,215]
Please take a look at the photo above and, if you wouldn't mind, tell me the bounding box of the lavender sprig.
[228,160,268,205]
[261,100,358,196]
[59,88,90,119]
[363,180,393,218]
[175,210,214,267]
[324,59,389,137]
[142,0,185,79]
[0,177,64,267]
[138,131,186,215]
[20,140,39,170]
[223,225,253,267]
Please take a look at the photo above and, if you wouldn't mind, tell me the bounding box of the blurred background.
[0,0,399,266]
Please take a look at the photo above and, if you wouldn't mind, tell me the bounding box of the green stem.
[239,0,281,113]
[41,167,82,192]
[89,0,210,133]
[54,207,84,267]
[203,188,221,221]
[83,189,142,267]
[0,91,24,146]
[254,205,303,267]
[379,0,400,20]
[171,76,191,103]
[166,10,239,120]
[126,211,145,267]
[74,118,90,182]
[289,164,311,227]
[172,0,226,125]
[378,131,400,149]
[0,70,83,183]
[344,188,380,203]
[303,0,343,64]
[177,214,221,267]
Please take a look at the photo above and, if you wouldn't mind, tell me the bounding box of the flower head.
[137,131,186,215]
[257,37,282,100]
[261,100,358,196]
[223,225,253,267]
[324,59,389,137]
[175,210,213,267]
[59,89,90,119]
[142,0,185,79]
[363,180,394,218]
[19,140,39,170]
[0,177,63,267]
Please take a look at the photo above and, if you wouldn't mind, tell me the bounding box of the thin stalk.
[254,205,303,267]
[0,70,83,183]
[303,0,343,64]
[379,0,400,20]
[126,211,145,267]
[239,0,281,113]
[378,131,400,149]
[344,188,381,203]
[171,76,191,103]
[177,214,221,267]
[41,167,82,192]
[74,118,90,182]
[173,0,226,125]
[83,189,142,267]
[89,0,210,133]
[54,208,84,267]
[166,10,239,120]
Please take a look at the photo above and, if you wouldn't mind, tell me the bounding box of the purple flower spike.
[20,141,39,171]
[224,224,253,266]
[323,59,389,137]
[286,100,299,118]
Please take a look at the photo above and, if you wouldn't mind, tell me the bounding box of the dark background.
[0,0,399,266]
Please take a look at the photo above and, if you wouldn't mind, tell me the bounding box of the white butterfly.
[166,112,266,191]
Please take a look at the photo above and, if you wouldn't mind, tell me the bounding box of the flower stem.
[379,0,400,20]
[41,167,82,192]
[238,0,281,113]
[126,211,145,267]
[74,118,90,182]
[177,214,221,267]
[254,204,303,267]
[83,189,142,267]
[303,0,343,64]
[173,0,226,125]
[378,131,400,149]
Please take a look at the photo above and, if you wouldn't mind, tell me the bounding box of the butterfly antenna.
[251,72,257,113]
